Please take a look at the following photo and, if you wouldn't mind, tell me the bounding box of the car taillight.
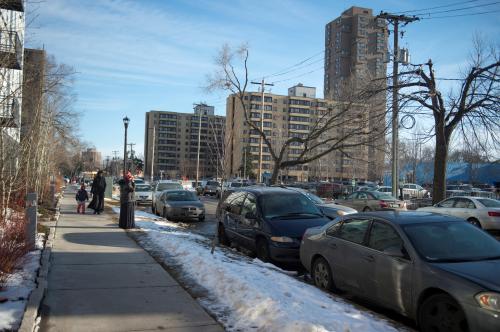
[379,201,389,208]
[488,211,500,217]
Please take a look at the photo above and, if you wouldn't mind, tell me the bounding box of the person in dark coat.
[88,170,107,214]
[118,171,136,229]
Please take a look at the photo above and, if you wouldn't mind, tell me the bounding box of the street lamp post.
[123,116,130,175]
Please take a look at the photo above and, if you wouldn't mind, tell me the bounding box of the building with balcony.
[144,105,226,180]
[225,84,370,182]
[0,0,25,143]
[324,6,387,181]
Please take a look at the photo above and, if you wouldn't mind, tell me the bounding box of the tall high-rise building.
[81,148,102,171]
[324,6,387,180]
[144,106,225,180]
[225,84,370,182]
[0,0,25,143]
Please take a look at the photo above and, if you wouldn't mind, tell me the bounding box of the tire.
[467,218,481,228]
[363,206,372,212]
[311,257,334,291]
[418,294,469,332]
[256,238,271,262]
[163,208,168,219]
[217,223,229,246]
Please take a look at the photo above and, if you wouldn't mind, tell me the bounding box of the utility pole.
[377,12,418,198]
[251,79,273,183]
[243,147,247,180]
[128,143,135,172]
[150,126,155,181]
[193,103,204,185]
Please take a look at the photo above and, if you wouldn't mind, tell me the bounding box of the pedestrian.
[75,184,89,214]
[88,170,107,214]
[118,171,136,229]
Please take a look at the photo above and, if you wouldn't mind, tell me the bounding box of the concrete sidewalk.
[39,192,223,332]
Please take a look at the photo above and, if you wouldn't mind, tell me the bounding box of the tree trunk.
[270,162,280,185]
[432,130,449,204]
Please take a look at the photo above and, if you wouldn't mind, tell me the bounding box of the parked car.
[217,181,248,198]
[335,191,406,212]
[300,211,500,332]
[202,180,220,196]
[152,180,184,214]
[283,187,357,218]
[376,186,392,194]
[217,187,331,263]
[401,183,428,199]
[417,196,500,233]
[156,190,205,222]
[181,180,198,193]
[134,184,153,204]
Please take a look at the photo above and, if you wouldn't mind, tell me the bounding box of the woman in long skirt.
[118,171,136,229]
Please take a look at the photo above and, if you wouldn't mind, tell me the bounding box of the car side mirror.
[383,246,405,258]
[244,212,257,220]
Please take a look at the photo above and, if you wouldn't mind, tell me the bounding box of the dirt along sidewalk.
[38,189,223,332]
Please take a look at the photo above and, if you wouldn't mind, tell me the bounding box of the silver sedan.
[155,190,205,222]
[418,196,500,232]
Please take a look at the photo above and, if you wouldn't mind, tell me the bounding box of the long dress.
[118,179,135,229]
[88,175,106,213]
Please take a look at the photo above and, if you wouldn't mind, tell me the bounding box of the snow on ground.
[112,208,404,332]
[0,234,45,331]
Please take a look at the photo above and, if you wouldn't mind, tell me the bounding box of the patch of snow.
[0,233,45,331]
[130,215,403,332]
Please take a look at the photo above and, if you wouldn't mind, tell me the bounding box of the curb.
[18,200,60,332]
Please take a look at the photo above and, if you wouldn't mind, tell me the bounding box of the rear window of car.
[476,198,500,208]
[207,181,220,186]
[136,185,152,192]
[158,183,183,191]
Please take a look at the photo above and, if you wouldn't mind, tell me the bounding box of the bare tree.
[388,37,499,203]
[206,44,387,184]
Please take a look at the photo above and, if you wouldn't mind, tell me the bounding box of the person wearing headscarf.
[88,170,107,214]
[118,171,136,229]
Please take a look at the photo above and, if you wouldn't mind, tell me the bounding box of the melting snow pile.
[0,234,44,331]
[113,208,404,332]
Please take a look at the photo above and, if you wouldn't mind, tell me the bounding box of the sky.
[25,0,500,160]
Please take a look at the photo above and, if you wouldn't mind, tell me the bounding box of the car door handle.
[364,255,374,262]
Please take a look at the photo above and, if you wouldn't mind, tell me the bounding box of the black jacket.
[91,175,106,195]
[76,189,89,201]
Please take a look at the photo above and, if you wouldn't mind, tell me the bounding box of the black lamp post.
[123,116,130,175]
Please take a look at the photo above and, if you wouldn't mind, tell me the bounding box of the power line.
[271,66,325,84]
[393,0,482,14]
[413,1,500,16]
[263,50,324,79]
[265,57,325,79]
[419,8,500,18]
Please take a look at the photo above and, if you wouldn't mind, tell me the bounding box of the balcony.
[0,0,24,12]
[0,30,22,69]
[0,95,20,128]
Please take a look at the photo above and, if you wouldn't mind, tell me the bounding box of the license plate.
[391,204,399,208]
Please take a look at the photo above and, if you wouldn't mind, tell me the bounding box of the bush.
[0,209,29,288]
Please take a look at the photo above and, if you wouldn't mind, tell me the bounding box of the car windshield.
[158,183,183,191]
[301,191,324,204]
[260,193,322,220]
[165,191,198,201]
[207,181,220,186]
[371,191,396,200]
[136,185,152,192]
[476,198,500,208]
[403,222,500,262]
[230,182,243,188]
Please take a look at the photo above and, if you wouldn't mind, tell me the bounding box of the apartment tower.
[324,6,387,181]
[144,105,225,180]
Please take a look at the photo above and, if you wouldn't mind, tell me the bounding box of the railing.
[0,95,19,128]
[0,30,22,69]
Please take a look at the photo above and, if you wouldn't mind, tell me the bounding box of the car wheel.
[419,294,469,332]
[467,218,481,228]
[312,257,334,291]
[363,206,372,212]
[256,238,271,262]
[217,223,229,246]
[163,208,168,219]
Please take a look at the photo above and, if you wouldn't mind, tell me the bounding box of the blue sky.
[26,0,500,159]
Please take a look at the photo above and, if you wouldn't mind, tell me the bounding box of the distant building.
[82,148,102,171]
[144,105,226,180]
[225,85,370,182]
[0,0,25,145]
[324,6,388,181]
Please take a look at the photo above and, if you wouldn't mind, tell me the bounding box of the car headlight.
[475,292,500,312]
[337,210,346,216]
[270,236,294,243]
